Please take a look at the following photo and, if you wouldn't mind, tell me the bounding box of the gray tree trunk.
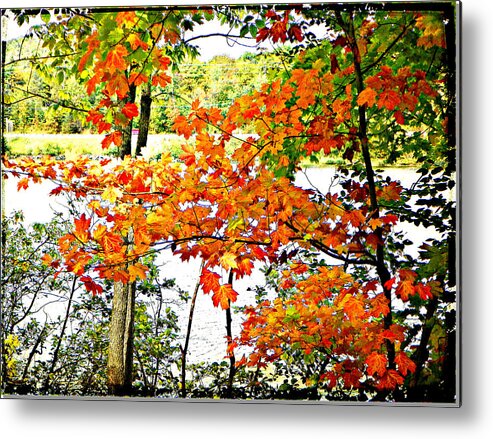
[107,281,136,396]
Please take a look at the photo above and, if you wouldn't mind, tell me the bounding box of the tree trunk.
[180,264,203,398]
[107,281,136,396]
[120,84,136,158]
[107,80,140,395]
[136,85,152,157]
[225,270,236,398]
[341,12,395,367]
[43,275,77,393]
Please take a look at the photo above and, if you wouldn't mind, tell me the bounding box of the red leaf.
[200,269,221,295]
[378,89,401,111]
[101,131,123,149]
[122,102,139,119]
[384,278,395,290]
[381,214,398,225]
[73,213,91,243]
[288,24,303,42]
[80,275,103,296]
[415,283,433,300]
[394,110,405,125]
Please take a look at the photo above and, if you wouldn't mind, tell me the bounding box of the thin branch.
[5,84,89,113]
[3,51,80,67]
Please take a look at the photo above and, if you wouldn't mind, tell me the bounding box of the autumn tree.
[2,3,458,402]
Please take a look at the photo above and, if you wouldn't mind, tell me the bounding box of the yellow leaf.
[220,252,238,270]
[93,224,107,241]
[101,186,123,203]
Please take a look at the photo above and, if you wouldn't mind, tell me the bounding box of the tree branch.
[5,84,89,113]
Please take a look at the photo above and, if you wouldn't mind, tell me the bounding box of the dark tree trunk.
[341,12,395,367]
[225,270,236,398]
[136,87,152,157]
[119,84,136,158]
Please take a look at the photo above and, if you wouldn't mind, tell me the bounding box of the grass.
[4,133,420,168]
[5,134,106,159]
[4,133,185,160]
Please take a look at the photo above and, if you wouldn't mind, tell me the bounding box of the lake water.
[2,165,449,364]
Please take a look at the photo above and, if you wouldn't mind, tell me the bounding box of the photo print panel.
[0,1,460,406]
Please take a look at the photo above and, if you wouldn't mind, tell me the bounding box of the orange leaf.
[127,33,149,51]
[173,115,193,139]
[379,181,402,201]
[395,280,415,301]
[129,72,149,87]
[152,73,172,88]
[378,89,401,111]
[212,283,238,309]
[70,252,93,276]
[101,232,122,253]
[377,369,404,390]
[342,209,366,227]
[104,44,128,74]
[41,253,53,266]
[73,213,91,243]
[128,263,148,282]
[395,352,416,376]
[370,293,390,317]
[17,178,29,191]
[92,224,107,241]
[104,73,129,100]
[366,352,387,377]
[342,295,365,321]
[115,11,138,27]
[357,87,377,107]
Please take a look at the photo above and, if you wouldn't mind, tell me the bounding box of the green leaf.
[41,9,51,24]
[240,24,249,38]
[283,305,300,323]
